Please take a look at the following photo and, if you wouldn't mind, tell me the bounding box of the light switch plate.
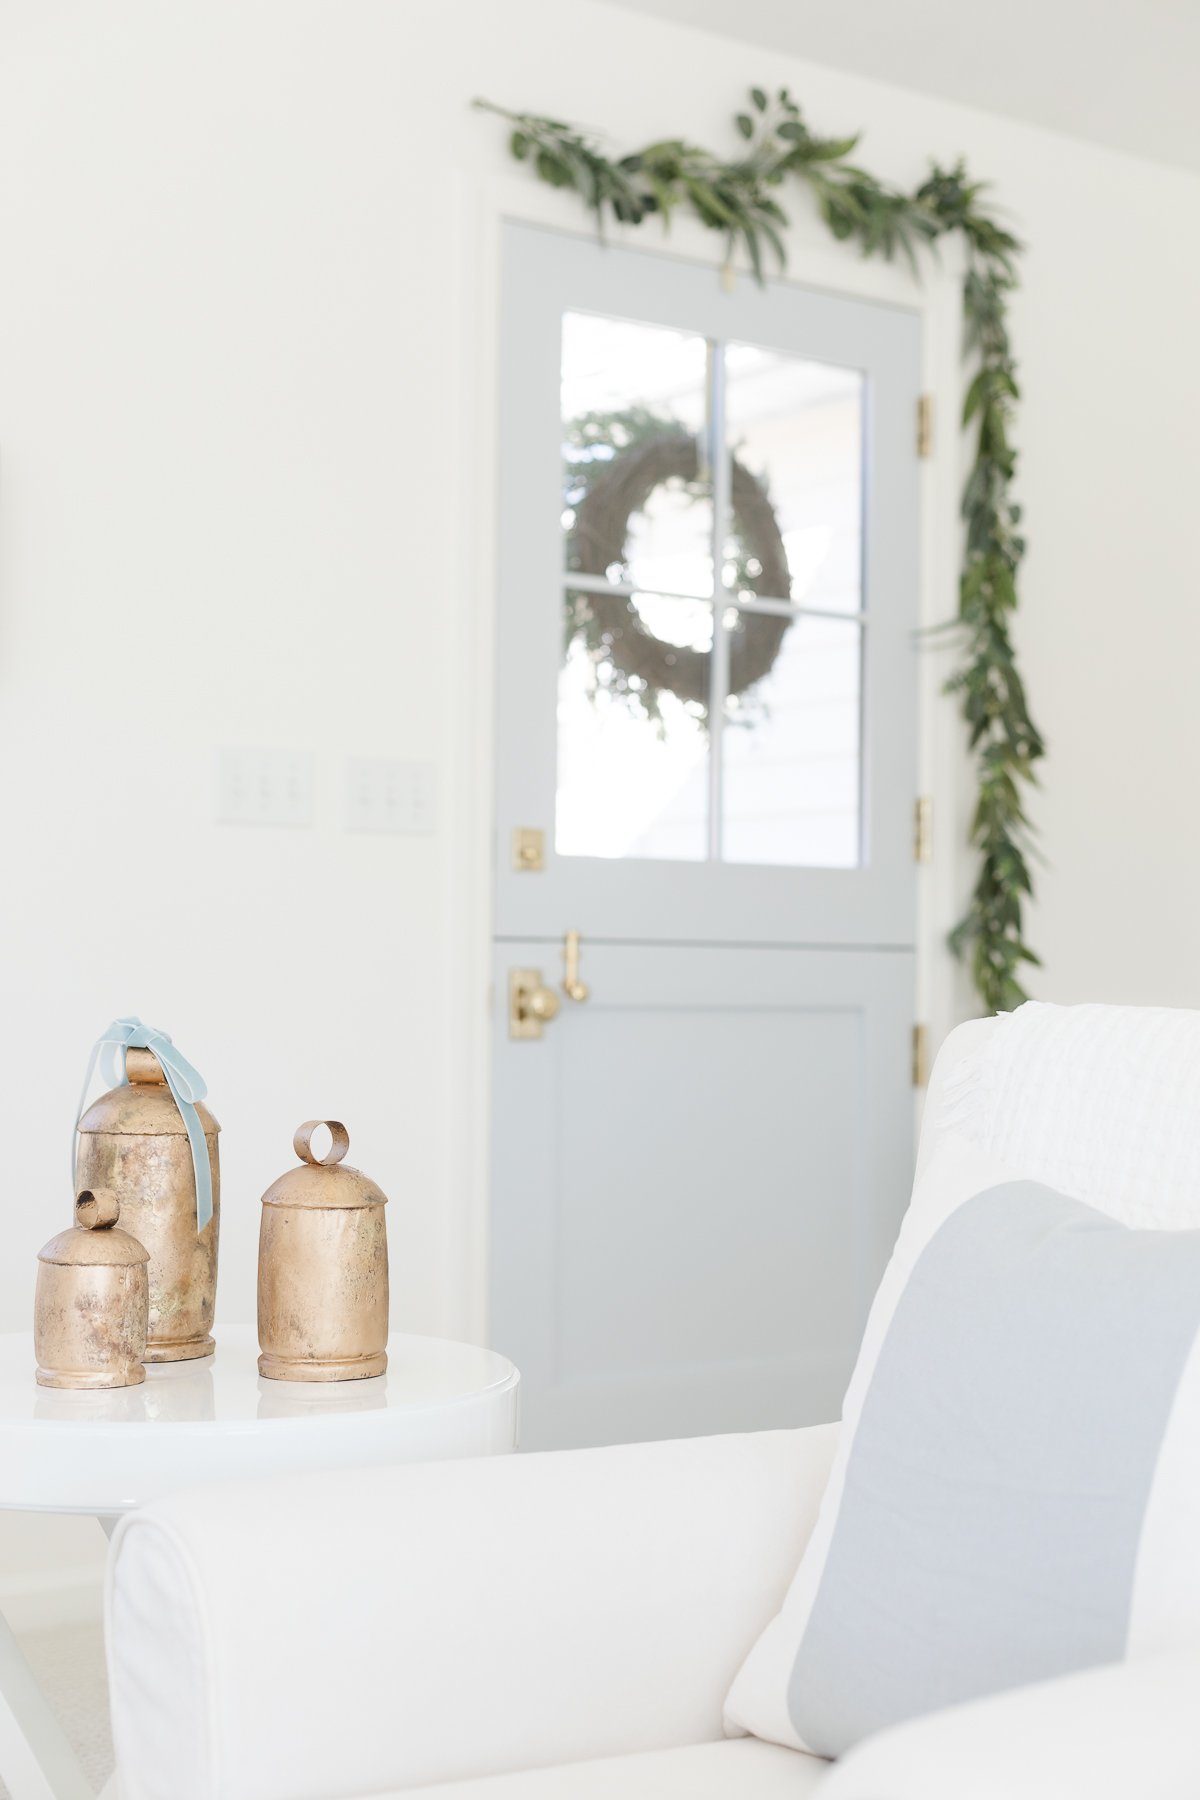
[217,748,313,827]
[345,758,436,835]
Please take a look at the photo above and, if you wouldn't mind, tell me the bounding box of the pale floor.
[0,1618,114,1800]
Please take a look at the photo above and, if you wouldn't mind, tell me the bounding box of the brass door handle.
[509,968,561,1040]
[562,930,590,1003]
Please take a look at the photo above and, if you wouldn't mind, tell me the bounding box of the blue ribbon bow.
[74,1017,214,1232]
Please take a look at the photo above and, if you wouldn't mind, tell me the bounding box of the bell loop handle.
[75,1189,120,1231]
[294,1120,350,1167]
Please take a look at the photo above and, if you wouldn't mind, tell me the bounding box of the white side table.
[0,1324,519,1800]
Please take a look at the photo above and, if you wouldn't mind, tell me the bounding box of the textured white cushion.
[391,1738,826,1799]
[726,1132,1200,1754]
[937,1002,1200,1229]
[821,1659,1200,1800]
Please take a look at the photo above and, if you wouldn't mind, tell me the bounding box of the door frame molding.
[443,172,971,1343]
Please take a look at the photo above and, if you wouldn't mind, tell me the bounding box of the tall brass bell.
[76,1047,220,1363]
[257,1120,389,1382]
[35,1190,149,1389]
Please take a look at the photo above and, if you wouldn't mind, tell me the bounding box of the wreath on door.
[564,409,793,722]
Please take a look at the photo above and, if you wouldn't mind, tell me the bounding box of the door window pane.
[722,613,862,868]
[556,594,710,861]
[725,344,864,614]
[555,320,868,868]
[562,313,711,600]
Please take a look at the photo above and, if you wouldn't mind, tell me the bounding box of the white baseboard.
[0,1567,105,1636]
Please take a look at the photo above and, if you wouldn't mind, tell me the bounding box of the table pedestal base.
[0,1601,95,1800]
[0,1517,120,1800]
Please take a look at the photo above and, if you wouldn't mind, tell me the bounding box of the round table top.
[0,1324,519,1514]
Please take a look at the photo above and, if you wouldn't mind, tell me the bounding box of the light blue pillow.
[725,1140,1200,1755]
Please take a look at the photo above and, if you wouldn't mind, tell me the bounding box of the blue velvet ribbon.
[74,1017,213,1232]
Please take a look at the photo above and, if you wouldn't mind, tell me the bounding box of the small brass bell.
[76,1043,220,1363]
[257,1121,389,1382]
[35,1191,150,1389]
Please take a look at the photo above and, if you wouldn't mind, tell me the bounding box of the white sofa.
[105,1016,1200,1799]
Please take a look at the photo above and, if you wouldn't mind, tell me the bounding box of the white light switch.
[345,758,436,835]
[217,748,313,827]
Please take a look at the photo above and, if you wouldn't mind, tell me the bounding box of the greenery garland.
[476,87,1045,1014]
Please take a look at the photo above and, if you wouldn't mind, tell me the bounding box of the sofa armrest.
[822,1658,1200,1800]
[107,1423,837,1800]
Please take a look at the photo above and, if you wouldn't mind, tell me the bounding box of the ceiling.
[601,0,1200,174]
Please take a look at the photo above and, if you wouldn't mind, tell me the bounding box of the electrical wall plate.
[217,748,313,827]
[345,758,437,835]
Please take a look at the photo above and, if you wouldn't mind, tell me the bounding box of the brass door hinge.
[917,394,934,459]
[913,795,933,863]
[912,1023,930,1089]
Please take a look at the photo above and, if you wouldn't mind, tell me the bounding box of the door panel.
[491,223,920,1448]
[492,941,914,1449]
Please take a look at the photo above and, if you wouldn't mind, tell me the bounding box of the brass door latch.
[509,933,591,1039]
[562,930,589,1003]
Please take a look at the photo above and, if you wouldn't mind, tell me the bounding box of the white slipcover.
[822,1657,1200,1800]
[107,1424,837,1800]
[106,1008,1200,1797]
[359,1739,817,1799]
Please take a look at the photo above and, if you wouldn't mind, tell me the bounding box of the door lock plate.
[512,828,545,872]
[509,968,560,1040]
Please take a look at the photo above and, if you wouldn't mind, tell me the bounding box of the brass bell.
[75,1046,220,1363]
[257,1121,389,1382]
[35,1190,149,1389]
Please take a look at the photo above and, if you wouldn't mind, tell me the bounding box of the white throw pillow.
[724,1136,1200,1756]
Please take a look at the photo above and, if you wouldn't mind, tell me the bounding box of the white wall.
[1,0,1198,1593]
